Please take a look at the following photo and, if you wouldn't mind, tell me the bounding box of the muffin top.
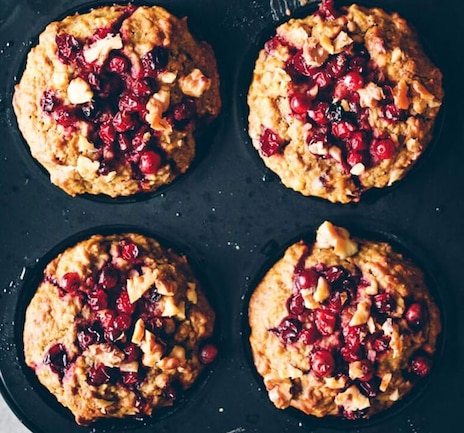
[13,4,221,197]
[247,0,443,203]
[248,221,441,419]
[23,233,217,425]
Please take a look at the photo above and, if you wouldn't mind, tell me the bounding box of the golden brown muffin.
[13,4,221,197]
[247,0,443,203]
[249,221,441,419]
[23,233,217,425]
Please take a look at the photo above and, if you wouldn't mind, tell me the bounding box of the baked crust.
[13,4,221,197]
[247,2,443,203]
[248,221,441,419]
[23,233,216,425]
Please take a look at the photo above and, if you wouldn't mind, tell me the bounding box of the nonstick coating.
[1,1,463,432]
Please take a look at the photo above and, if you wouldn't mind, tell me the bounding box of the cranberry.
[139,150,162,175]
[299,323,321,345]
[293,268,319,291]
[119,92,146,113]
[61,272,81,293]
[77,323,103,350]
[43,343,69,376]
[326,53,348,79]
[324,266,347,284]
[311,349,335,377]
[259,128,283,157]
[333,72,364,100]
[347,131,368,151]
[358,378,380,398]
[98,122,116,146]
[348,56,367,74]
[122,371,140,388]
[289,50,312,77]
[40,90,61,113]
[120,241,139,261]
[132,77,156,97]
[405,302,424,328]
[317,0,339,20]
[332,120,356,139]
[308,102,330,125]
[141,46,169,76]
[98,310,117,329]
[113,111,138,133]
[116,290,135,314]
[118,134,132,152]
[272,317,302,344]
[52,106,78,127]
[81,100,102,122]
[340,343,364,362]
[382,104,402,122]
[98,266,118,289]
[347,150,365,167]
[87,363,112,385]
[373,293,395,315]
[199,343,219,364]
[173,98,196,122]
[356,359,374,382]
[112,313,132,331]
[312,69,332,89]
[323,291,343,314]
[55,33,82,64]
[370,138,396,161]
[343,325,367,347]
[314,309,337,336]
[410,354,432,377]
[289,93,312,114]
[106,53,130,74]
[371,333,391,354]
[88,289,108,311]
[98,74,123,98]
[124,343,142,362]
[131,127,150,152]
[287,293,306,315]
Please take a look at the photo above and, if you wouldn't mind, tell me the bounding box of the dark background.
[0,0,463,432]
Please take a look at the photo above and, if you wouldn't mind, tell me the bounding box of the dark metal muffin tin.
[0,0,463,432]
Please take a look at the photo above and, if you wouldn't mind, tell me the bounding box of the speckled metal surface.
[0,1,463,432]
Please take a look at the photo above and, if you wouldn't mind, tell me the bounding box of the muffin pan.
[0,0,463,432]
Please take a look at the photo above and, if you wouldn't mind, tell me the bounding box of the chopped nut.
[158,71,177,84]
[349,299,371,326]
[308,140,328,156]
[357,82,384,108]
[88,343,124,368]
[391,47,403,63]
[170,345,186,361]
[153,266,178,296]
[348,361,367,380]
[364,276,379,295]
[319,34,334,54]
[52,71,68,88]
[186,282,198,304]
[334,385,370,411]
[313,276,330,302]
[160,297,186,320]
[76,156,99,179]
[316,221,358,259]
[328,145,342,162]
[411,80,435,101]
[302,37,329,67]
[350,162,365,176]
[145,95,172,132]
[67,77,93,105]
[392,80,410,110]
[389,388,399,401]
[84,33,123,64]
[267,380,292,409]
[140,329,164,367]
[300,288,319,309]
[126,266,158,303]
[333,31,353,52]
[120,361,139,373]
[367,317,376,334]
[179,68,211,98]
[324,375,348,389]
[131,318,145,344]
[379,372,392,392]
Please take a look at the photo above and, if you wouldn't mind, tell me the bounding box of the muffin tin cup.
[240,217,449,430]
[0,225,221,433]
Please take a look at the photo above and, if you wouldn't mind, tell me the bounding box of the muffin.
[23,233,217,425]
[248,221,441,419]
[247,0,443,203]
[13,4,221,197]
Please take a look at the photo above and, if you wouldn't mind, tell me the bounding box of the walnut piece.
[84,34,123,64]
[316,221,358,259]
[179,68,211,98]
[67,77,93,104]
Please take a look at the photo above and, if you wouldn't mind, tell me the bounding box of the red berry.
[199,343,218,364]
[123,343,142,362]
[326,53,348,79]
[40,90,61,113]
[299,323,321,345]
[314,309,337,336]
[347,150,365,167]
[259,128,283,157]
[331,120,356,139]
[333,72,364,100]
[371,138,396,160]
[118,92,146,113]
[312,69,332,89]
[112,313,132,331]
[98,266,118,289]
[173,98,196,122]
[116,290,135,314]
[88,289,108,311]
[98,122,116,146]
[55,33,82,65]
[410,354,432,377]
[43,343,69,377]
[289,93,312,114]
[287,293,305,315]
[139,150,162,175]
[106,53,130,74]
[347,131,368,151]
[113,111,138,133]
[290,50,312,76]
[356,359,374,382]
[120,241,139,261]
[311,349,335,377]
[340,343,363,362]
[52,106,77,127]
[405,303,424,328]
[293,268,319,291]
[132,77,156,97]
[308,102,330,125]
[87,363,112,385]
[373,293,395,315]
[61,272,81,293]
[273,317,302,344]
